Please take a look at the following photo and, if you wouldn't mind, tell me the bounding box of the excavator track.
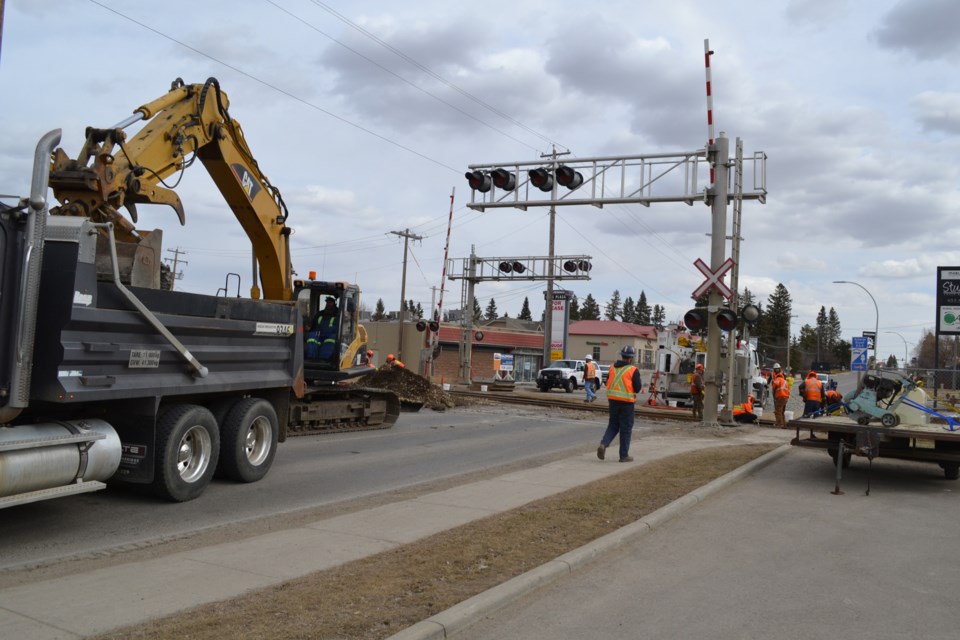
[287,385,401,436]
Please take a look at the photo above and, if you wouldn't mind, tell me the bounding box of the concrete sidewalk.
[449,446,960,640]
[0,429,791,639]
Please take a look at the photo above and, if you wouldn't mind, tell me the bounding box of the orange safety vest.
[585,361,597,379]
[690,371,704,396]
[772,373,790,400]
[802,377,823,402]
[732,396,754,416]
[606,364,638,403]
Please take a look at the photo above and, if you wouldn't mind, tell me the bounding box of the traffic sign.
[692,258,734,300]
[852,337,868,349]
[851,348,868,372]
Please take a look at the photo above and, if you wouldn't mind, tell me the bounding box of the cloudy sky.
[2,0,958,364]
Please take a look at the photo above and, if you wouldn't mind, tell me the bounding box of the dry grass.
[92,443,775,640]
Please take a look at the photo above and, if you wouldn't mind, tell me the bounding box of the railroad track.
[450,389,702,423]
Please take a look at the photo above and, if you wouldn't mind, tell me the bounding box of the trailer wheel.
[564,378,575,393]
[153,404,219,502]
[218,398,279,483]
[857,416,870,426]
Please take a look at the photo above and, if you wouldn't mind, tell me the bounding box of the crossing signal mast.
[463,40,767,424]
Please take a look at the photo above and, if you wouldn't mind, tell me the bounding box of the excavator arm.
[49,78,293,301]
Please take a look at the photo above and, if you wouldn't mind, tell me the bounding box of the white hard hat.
[585,354,592,360]
[773,363,781,369]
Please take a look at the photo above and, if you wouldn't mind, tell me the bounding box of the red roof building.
[568,320,658,370]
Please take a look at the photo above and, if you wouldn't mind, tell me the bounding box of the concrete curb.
[388,443,792,640]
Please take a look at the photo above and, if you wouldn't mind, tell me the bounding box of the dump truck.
[0,79,400,509]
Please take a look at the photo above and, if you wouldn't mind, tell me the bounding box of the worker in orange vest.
[385,354,405,368]
[597,346,641,463]
[364,349,375,368]
[732,393,758,423]
[771,364,791,428]
[800,370,825,418]
[584,354,598,403]
[690,363,705,420]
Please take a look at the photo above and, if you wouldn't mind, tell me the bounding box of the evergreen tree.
[373,298,386,321]
[827,308,842,351]
[519,297,532,321]
[761,283,793,366]
[472,297,482,323]
[580,294,601,320]
[622,297,636,324]
[636,291,651,325]
[568,296,580,320]
[484,298,498,321]
[604,290,622,321]
[651,304,666,329]
[415,302,424,318]
[816,306,828,362]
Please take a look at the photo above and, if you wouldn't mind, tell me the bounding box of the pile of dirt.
[364,366,456,410]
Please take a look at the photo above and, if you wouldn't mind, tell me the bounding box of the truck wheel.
[944,464,960,481]
[564,378,575,393]
[153,404,219,502]
[218,397,279,483]
[538,384,549,393]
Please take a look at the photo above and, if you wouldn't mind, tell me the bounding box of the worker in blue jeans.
[597,345,642,463]
[584,354,598,403]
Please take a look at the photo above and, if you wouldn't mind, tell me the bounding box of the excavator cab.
[294,279,371,383]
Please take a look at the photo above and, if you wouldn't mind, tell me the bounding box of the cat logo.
[231,163,261,202]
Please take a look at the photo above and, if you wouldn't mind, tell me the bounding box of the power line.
[86,0,462,174]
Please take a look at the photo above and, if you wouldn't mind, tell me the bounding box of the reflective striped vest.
[606,364,638,403]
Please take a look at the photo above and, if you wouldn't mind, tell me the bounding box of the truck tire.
[944,464,960,481]
[152,404,220,502]
[538,384,549,392]
[218,397,279,483]
[564,378,575,393]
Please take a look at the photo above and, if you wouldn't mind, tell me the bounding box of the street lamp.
[833,280,879,373]
[885,331,909,370]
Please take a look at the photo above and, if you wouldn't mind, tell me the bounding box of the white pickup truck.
[536,359,596,393]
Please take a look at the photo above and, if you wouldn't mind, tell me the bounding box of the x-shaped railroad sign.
[692,257,735,300]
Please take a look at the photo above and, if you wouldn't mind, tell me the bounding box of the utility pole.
[542,146,569,365]
[164,247,187,291]
[390,228,422,362]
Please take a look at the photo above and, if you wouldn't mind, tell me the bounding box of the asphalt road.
[0,406,614,571]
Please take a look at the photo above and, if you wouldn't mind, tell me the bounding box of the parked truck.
[536,359,592,393]
[652,324,767,408]
[0,79,399,509]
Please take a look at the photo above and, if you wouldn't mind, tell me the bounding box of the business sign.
[937,267,960,335]
[545,290,571,361]
[494,353,514,372]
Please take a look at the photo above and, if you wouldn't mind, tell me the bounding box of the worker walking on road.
[584,354,598,403]
[597,345,641,463]
[800,370,825,418]
[690,363,705,420]
[771,364,790,428]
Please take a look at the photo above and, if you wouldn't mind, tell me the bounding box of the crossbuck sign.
[692,258,735,300]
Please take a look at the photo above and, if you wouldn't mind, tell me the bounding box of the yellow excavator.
[48,77,382,386]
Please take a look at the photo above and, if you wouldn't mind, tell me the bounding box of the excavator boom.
[49,78,293,301]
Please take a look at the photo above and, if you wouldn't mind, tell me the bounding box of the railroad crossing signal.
[692,257,734,300]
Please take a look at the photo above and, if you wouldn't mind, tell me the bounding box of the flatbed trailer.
[791,415,960,480]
